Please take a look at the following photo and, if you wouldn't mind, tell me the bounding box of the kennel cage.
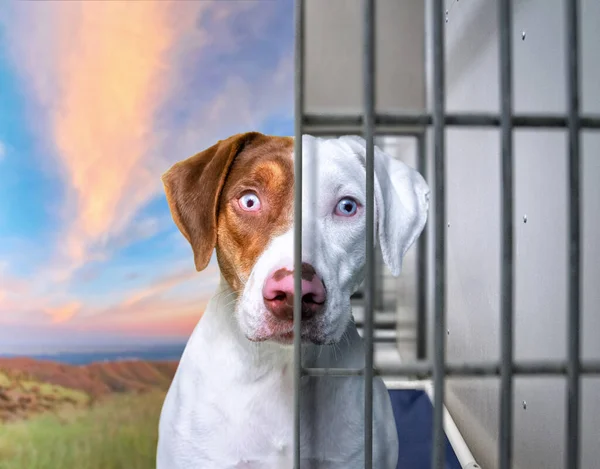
[291,1,600,469]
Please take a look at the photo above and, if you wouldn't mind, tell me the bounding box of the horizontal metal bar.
[304,367,365,377]
[303,112,600,130]
[305,127,426,138]
[355,323,398,331]
[354,319,399,330]
[302,360,600,378]
[372,337,399,344]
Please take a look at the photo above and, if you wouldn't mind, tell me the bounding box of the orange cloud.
[45,301,82,324]
[94,299,208,338]
[52,3,176,273]
[0,1,210,280]
[124,309,207,337]
[63,262,220,336]
[73,293,210,338]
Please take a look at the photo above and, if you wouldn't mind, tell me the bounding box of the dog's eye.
[239,192,261,212]
[334,197,358,217]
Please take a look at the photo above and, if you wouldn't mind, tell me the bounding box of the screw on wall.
[445,0,460,23]
[522,400,527,410]
[523,214,528,223]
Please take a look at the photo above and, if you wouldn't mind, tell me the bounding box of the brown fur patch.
[271,263,317,282]
[162,132,293,279]
[215,136,294,292]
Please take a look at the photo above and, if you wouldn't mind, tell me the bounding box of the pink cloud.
[0,266,217,338]
[121,263,218,308]
[67,266,219,336]
[45,301,81,324]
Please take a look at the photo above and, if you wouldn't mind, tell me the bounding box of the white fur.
[157,135,430,469]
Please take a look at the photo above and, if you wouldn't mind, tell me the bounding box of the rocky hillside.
[0,358,178,422]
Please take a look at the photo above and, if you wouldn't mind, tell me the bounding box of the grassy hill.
[0,358,179,469]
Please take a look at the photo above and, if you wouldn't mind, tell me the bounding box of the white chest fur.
[156,286,398,469]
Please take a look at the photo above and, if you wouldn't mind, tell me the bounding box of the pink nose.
[262,263,326,321]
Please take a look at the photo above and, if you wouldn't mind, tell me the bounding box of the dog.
[156,132,430,469]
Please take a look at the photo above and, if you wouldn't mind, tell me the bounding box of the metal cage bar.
[302,359,600,377]
[416,133,428,361]
[565,0,582,467]
[498,1,515,468]
[362,0,376,467]
[293,0,304,467]
[302,112,600,130]
[431,0,447,468]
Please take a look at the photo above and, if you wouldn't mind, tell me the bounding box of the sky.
[0,0,294,354]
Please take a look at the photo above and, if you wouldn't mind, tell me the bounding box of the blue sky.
[0,0,293,353]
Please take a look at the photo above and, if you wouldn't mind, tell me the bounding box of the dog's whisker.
[343,331,351,349]
[214,289,242,311]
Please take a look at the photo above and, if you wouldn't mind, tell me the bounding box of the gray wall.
[303,0,425,114]
[423,1,600,468]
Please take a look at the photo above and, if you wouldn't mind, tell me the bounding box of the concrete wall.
[423,1,600,468]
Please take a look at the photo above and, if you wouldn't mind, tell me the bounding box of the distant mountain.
[0,357,179,422]
[0,342,187,365]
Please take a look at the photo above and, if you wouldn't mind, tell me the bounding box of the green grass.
[21,381,90,406]
[0,372,10,387]
[0,390,166,469]
[0,372,88,406]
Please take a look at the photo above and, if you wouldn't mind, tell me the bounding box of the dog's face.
[162,132,429,347]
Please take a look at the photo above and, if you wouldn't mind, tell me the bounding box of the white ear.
[338,136,430,276]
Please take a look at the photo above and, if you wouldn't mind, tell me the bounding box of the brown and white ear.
[162,132,262,272]
[338,135,430,277]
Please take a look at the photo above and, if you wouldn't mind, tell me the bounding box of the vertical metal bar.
[293,0,304,467]
[431,0,446,468]
[416,133,428,361]
[363,0,376,468]
[565,0,581,467]
[498,1,514,468]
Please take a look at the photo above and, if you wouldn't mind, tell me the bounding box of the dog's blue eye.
[335,198,358,217]
[239,192,261,211]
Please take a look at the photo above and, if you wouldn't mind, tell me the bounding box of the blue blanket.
[389,389,462,469]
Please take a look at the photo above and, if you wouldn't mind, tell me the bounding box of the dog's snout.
[262,263,326,321]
